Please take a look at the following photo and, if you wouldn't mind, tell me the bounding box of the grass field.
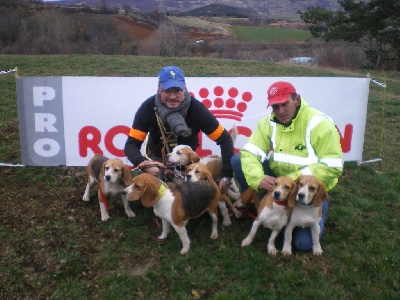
[0,55,399,299]
[231,26,312,42]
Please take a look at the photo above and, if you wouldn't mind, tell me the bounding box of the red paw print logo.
[192,86,253,121]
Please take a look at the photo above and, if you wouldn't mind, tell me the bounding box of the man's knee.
[231,153,249,192]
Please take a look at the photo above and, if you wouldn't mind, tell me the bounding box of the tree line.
[1,0,398,70]
[301,0,400,70]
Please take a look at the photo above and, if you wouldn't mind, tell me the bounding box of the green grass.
[231,26,312,42]
[0,55,399,299]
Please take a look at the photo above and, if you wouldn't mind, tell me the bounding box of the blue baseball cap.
[158,66,185,90]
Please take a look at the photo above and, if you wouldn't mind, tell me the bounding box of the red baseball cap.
[267,81,296,107]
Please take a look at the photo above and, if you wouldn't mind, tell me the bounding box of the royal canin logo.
[190,86,253,121]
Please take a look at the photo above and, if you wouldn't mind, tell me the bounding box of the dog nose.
[186,174,191,181]
[273,191,281,199]
[297,193,305,200]
[105,175,111,181]
[122,191,127,196]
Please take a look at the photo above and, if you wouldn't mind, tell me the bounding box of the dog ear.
[188,151,200,163]
[289,176,303,208]
[139,177,159,208]
[99,161,107,180]
[314,180,328,207]
[205,169,220,191]
[122,165,132,186]
[287,180,298,208]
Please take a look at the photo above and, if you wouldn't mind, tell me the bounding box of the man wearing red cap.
[231,81,343,252]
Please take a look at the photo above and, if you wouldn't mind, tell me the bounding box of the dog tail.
[231,124,238,146]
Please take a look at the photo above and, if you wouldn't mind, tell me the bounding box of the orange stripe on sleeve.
[207,124,224,141]
[129,128,147,141]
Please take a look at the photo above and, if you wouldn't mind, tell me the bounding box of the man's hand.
[219,177,231,194]
[258,175,277,192]
[138,160,165,176]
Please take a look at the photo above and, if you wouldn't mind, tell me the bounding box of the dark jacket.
[125,95,234,177]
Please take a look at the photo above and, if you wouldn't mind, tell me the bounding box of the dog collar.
[157,183,168,201]
[274,199,288,206]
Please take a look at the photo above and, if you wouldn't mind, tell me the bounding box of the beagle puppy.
[166,145,242,205]
[82,154,134,221]
[282,175,328,256]
[123,173,219,254]
[186,162,243,225]
[241,176,297,255]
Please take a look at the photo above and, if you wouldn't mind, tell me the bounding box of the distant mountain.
[49,0,340,18]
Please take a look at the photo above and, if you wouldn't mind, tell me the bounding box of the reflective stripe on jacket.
[240,98,343,191]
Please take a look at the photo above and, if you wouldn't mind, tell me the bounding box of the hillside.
[50,0,340,18]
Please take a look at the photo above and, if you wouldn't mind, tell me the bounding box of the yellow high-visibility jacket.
[240,98,343,192]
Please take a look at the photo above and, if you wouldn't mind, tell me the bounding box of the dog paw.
[101,216,110,222]
[180,248,189,255]
[233,199,244,208]
[268,248,278,256]
[313,249,323,256]
[125,211,136,218]
[210,233,218,240]
[282,249,292,256]
[222,219,232,226]
[158,234,168,240]
[82,195,90,202]
[233,209,242,219]
[241,239,251,247]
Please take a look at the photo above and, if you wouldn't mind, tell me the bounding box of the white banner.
[16,76,370,166]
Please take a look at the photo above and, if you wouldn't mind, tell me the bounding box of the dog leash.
[134,163,186,182]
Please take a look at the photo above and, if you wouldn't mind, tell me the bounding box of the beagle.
[82,154,134,221]
[166,145,242,206]
[282,175,328,256]
[186,162,243,225]
[241,176,297,255]
[123,173,219,254]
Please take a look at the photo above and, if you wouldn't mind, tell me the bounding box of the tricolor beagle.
[282,175,328,256]
[185,162,243,225]
[123,173,220,254]
[241,176,297,255]
[166,141,242,205]
[82,154,134,221]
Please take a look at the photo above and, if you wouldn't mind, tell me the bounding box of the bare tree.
[140,21,190,57]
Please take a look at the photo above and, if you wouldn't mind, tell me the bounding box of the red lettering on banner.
[79,126,103,156]
[104,126,130,157]
[336,124,353,153]
[79,125,130,157]
[196,132,212,156]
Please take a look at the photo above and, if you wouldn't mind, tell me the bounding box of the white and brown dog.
[82,154,134,221]
[166,145,242,205]
[186,162,243,225]
[282,175,328,256]
[123,173,219,254]
[241,176,297,255]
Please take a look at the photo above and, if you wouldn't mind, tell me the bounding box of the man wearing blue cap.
[125,66,235,193]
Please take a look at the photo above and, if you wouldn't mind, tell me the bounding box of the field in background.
[0,55,399,299]
[231,26,312,42]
